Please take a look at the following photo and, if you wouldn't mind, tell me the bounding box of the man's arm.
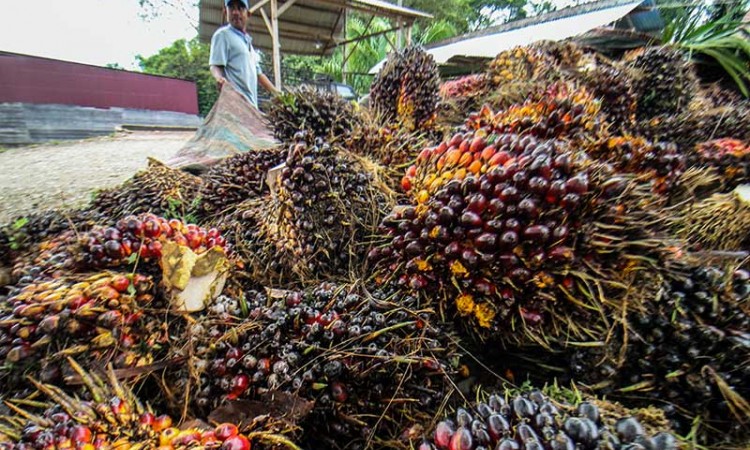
[210,65,229,90]
[258,73,280,95]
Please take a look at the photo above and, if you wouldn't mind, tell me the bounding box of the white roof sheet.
[369,0,642,73]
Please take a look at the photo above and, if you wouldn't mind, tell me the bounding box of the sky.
[0,0,198,70]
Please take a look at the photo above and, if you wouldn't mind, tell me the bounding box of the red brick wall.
[0,52,199,115]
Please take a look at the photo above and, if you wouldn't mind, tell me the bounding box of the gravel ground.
[0,130,194,223]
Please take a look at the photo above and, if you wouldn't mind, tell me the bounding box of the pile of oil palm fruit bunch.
[267,86,362,142]
[3,39,750,450]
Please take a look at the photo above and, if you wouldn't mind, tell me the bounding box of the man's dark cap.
[226,0,249,8]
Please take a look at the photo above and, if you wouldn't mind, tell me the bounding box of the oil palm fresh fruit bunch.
[532,39,586,69]
[588,136,684,195]
[579,61,637,131]
[438,75,491,128]
[0,359,297,450]
[402,84,604,201]
[628,46,698,119]
[373,127,667,345]
[370,46,440,132]
[417,389,679,450]
[268,86,361,143]
[0,271,163,391]
[230,133,391,285]
[440,75,489,100]
[1,209,97,260]
[346,119,431,170]
[199,146,286,217]
[89,158,203,222]
[571,265,750,445]
[10,214,228,284]
[486,46,560,88]
[674,185,750,250]
[637,104,750,152]
[173,282,461,449]
[692,138,750,188]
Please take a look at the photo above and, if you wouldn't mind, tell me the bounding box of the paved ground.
[0,131,194,223]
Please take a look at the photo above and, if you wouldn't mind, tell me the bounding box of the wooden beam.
[326,24,399,50]
[249,0,270,15]
[259,7,273,36]
[271,0,282,88]
[278,0,298,17]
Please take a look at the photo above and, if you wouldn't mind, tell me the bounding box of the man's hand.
[215,76,229,91]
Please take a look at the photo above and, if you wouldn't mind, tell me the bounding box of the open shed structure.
[199,0,431,87]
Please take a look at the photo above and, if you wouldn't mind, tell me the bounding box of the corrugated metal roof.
[199,0,431,56]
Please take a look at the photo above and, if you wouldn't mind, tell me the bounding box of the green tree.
[137,37,217,116]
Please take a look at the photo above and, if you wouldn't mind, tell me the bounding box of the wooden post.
[396,0,403,49]
[271,0,282,89]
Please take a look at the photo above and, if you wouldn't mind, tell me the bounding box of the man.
[210,0,278,108]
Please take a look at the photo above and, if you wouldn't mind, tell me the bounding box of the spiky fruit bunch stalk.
[674,185,750,250]
[267,87,362,142]
[370,46,440,131]
[176,283,460,448]
[628,46,698,119]
[420,390,679,450]
[486,46,560,88]
[89,158,203,222]
[0,272,163,390]
[199,147,286,217]
[0,359,295,450]
[230,134,390,283]
[692,138,750,188]
[588,136,684,195]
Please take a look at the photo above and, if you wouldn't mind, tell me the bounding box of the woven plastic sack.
[167,84,277,173]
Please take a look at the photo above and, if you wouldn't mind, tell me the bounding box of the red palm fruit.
[564,175,588,194]
[222,435,251,450]
[125,218,145,237]
[331,381,348,402]
[458,152,473,168]
[520,308,543,326]
[97,310,123,328]
[152,415,173,433]
[7,344,33,363]
[139,412,155,426]
[227,374,250,400]
[201,430,219,445]
[149,240,163,258]
[215,424,240,441]
[110,276,130,293]
[523,225,550,243]
[171,430,203,446]
[144,220,162,238]
[70,425,93,443]
[474,233,498,252]
[449,133,464,147]
[467,193,488,214]
[459,211,483,229]
[480,145,496,162]
[449,427,473,450]
[38,314,62,334]
[459,138,471,154]
[103,240,123,259]
[168,218,182,232]
[172,232,188,247]
[110,396,129,416]
[79,444,96,450]
[434,421,454,449]
[186,231,202,249]
[470,137,487,153]
[402,177,413,192]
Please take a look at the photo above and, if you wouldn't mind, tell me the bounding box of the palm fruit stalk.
[0,358,298,450]
[198,146,286,217]
[226,134,392,285]
[588,136,684,195]
[673,184,750,251]
[10,213,229,281]
[373,96,670,346]
[171,282,462,450]
[0,272,165,392]
[88,158,203,223]
[267,86,362,143]
[628,46,698,119]
[418,389,680,450]
[531,39,586,69]
[370,46,440,132]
